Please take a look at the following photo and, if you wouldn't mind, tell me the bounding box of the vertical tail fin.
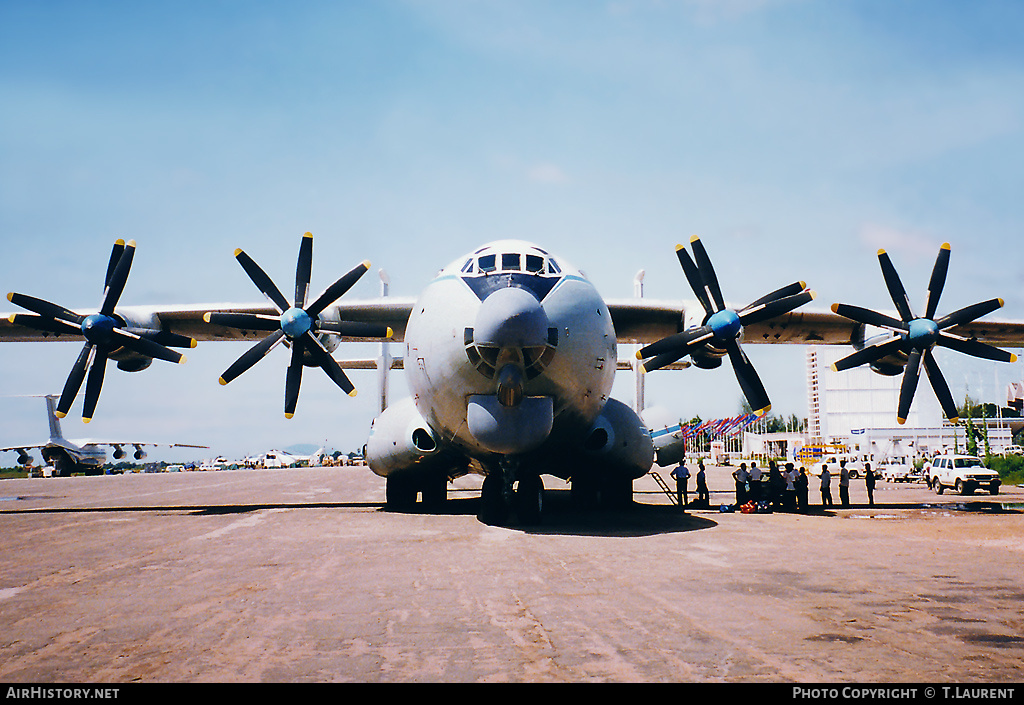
[44,394,64,441]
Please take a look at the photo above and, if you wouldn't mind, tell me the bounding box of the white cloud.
[527,163,570,184]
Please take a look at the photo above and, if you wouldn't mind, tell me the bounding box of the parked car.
[878,460,912,483]
[811,454,863,479]
[927,454,1001,496]
[1002,445,1023,456]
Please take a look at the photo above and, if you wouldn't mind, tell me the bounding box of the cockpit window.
[501,253,521,271]
[548,258,561,274]
[525,254,544,273]
[478,254,497,273]
[461,259,475,273]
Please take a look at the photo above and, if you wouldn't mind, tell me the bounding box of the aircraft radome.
[3,235,1022,525]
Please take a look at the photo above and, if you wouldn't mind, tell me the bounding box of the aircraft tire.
[385,476,417,512]
[478,472,508,526]
[515,474,544,525]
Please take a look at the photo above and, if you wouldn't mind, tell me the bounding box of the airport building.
[804,346,1019,461]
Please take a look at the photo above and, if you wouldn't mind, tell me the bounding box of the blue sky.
[1,0,1022,462]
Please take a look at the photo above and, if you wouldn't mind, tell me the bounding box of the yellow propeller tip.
[218,377,228,386]
[809,290,817,300]
[348,389,358,397]
[757,405,771,416]
[7,314,16,323]
[830,303,840,313]
[190,338,198,348]
[949,416,960,424]
[997,298,1005,308]
[362,259,372,269]
[674,243,685,252]
[1011,353,1018,363]
[115,238,125,246]
[829,364,838,372]
[285,413,294,419]
[635,350,643,360]
[897,417,906,425]
[233,248,243,257]
[941,242,951,250]
[203,312,212,323]
[126,239,136,247]
[83,417,92,424]
[303,231,313,238]
[386,327,394,339]
[689,234,701,244]
[6,292,13,302]
[877,249,887,256]
[55,411,66,419]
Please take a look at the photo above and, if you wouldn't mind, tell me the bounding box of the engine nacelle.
[16,449,34,466]
[133,445,147,461]
[112,446,126,460]
[582,398,655,480]
[366,397,443,478]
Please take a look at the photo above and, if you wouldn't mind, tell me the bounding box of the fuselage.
[402,240,618,463]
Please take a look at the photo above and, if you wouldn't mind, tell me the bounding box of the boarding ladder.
[649,471,678,505]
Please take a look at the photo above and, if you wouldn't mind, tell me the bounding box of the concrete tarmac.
[0,464,1022,683]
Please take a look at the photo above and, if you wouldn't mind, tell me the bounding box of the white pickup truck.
[926,454,1001,496]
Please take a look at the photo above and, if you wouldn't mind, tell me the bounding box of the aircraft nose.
[474,286,549,348]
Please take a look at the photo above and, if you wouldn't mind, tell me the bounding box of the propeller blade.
[100,239,135,316]
[831,336,905,373]
[295,232,313,309]
[218,329,286,385]
[935,298,1004,330]
[204,312,283,332]
[675,244,714,315]
[877,249,914,321]
[724,340,771,415]
[7,293,85,325]
[57,343,94,418]
[235,249,290,313]
[897,349,923,424]
[641,349,692,373]
[305,260,372,318]
[924,243,951,320]
[922,350,959,423]
[830,303,907,332]
[638,326,714,361]
[742,281,808,311]
[937,333,1017,363]
[7,313,81,337]
[316,321,394,338]
[738,290,815,327]
[689,236,726,313]
[104,239,126,289]
[110,328,186,364]
[82,349,108,423]
[304,332,357,396]
[284,337,305,418]
[136,329,198,349]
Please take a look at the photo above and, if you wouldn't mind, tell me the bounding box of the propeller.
[830,243,1016,424]
[6,240,194,422]
[636,236,816,415]
[207,232,392,418]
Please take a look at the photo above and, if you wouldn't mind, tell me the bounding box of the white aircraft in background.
[2,235,1022,523]
[0,394,206,476]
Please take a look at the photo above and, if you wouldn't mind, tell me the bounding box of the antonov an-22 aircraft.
[3,235,1023,524]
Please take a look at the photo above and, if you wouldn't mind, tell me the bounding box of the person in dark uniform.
[695,461,709,507]
[864,462,876,506]
[670,462,690,511]
[796,466,809,513]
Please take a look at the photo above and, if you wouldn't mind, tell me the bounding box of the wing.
[608,300,1024,348]
[1,299,416,343]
